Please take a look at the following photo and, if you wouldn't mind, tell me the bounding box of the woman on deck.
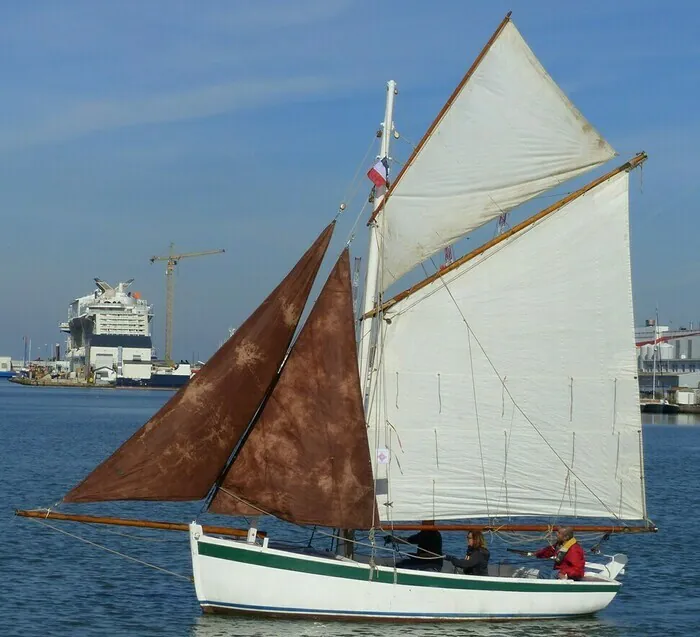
[446,530,490,576]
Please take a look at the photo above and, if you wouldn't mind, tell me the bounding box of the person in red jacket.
[532,527,585,580]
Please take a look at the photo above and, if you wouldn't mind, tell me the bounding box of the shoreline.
[677,404,700,414]
[7,377,177,391]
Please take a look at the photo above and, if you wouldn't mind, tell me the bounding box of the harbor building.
[636,319,700,398]
[0,356,15,378]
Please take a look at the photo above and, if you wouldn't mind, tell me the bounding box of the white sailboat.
[19,12,656,622]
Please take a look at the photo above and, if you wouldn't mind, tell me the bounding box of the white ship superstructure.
[60,279,153,380]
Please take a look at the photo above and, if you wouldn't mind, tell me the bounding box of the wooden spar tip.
[367,11,514,226]
[14,509,266,539]
[380,522,658,534]
[627,151,647,169]
[363,152,649,319]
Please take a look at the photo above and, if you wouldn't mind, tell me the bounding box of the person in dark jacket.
[384,520,443,570]
[531,527,585,580]
[446,530,490,576]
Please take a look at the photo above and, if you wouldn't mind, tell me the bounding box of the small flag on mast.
[367,157,389,187]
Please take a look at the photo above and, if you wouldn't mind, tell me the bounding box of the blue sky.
[0,0,697,360]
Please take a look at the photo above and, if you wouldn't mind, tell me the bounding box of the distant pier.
[8,377,175,391]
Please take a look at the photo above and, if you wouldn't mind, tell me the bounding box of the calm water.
[2,381,698,636]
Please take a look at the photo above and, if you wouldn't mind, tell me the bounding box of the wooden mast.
[364,152,648,319]
[367,11,513,225]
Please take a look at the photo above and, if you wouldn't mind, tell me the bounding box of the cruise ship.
[60,278,192,388]
[61,279,153,381]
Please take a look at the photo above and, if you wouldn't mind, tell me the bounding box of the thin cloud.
[0,75,350,151]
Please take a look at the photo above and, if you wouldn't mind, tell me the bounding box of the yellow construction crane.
[150,243,225,364]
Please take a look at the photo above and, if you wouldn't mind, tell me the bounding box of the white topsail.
[374,18,616,290]
[369,172,646,522]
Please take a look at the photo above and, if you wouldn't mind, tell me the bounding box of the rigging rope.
[465,310,491,518]
[458,307,620,519]
[341,133,379,209]
[391,247,628,523]
[93,524,182,543]
[26,517,193,582]
[212,487,409,558]
[428,256,491,518]
[398,134,418,151]
[342,133,385,247]
[344,199,371,247]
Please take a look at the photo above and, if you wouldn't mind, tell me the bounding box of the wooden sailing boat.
[18,13,657,621]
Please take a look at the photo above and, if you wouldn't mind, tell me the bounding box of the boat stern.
[585,553,628,581]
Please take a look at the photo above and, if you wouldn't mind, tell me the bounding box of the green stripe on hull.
[197,541,618,593]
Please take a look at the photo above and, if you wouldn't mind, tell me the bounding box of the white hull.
[189,524,621,622]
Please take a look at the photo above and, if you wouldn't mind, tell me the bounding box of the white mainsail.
[369,171,645,522]
[375,18,616,290]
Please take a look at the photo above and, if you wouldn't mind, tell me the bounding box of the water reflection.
[642,412,700,426]
[191,614,621,637]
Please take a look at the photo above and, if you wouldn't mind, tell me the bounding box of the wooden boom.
[16,510,657,536]
[380,523,657,534]
[14,509,265,538]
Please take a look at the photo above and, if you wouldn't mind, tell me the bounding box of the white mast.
[358,80,397,402]
[651,308,659,400]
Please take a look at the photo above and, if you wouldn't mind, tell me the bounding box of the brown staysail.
[64,223,335,503]
[210,248,377,529]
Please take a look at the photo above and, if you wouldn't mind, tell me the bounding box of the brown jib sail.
[64,223,335,503]
[210,248,377,529]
